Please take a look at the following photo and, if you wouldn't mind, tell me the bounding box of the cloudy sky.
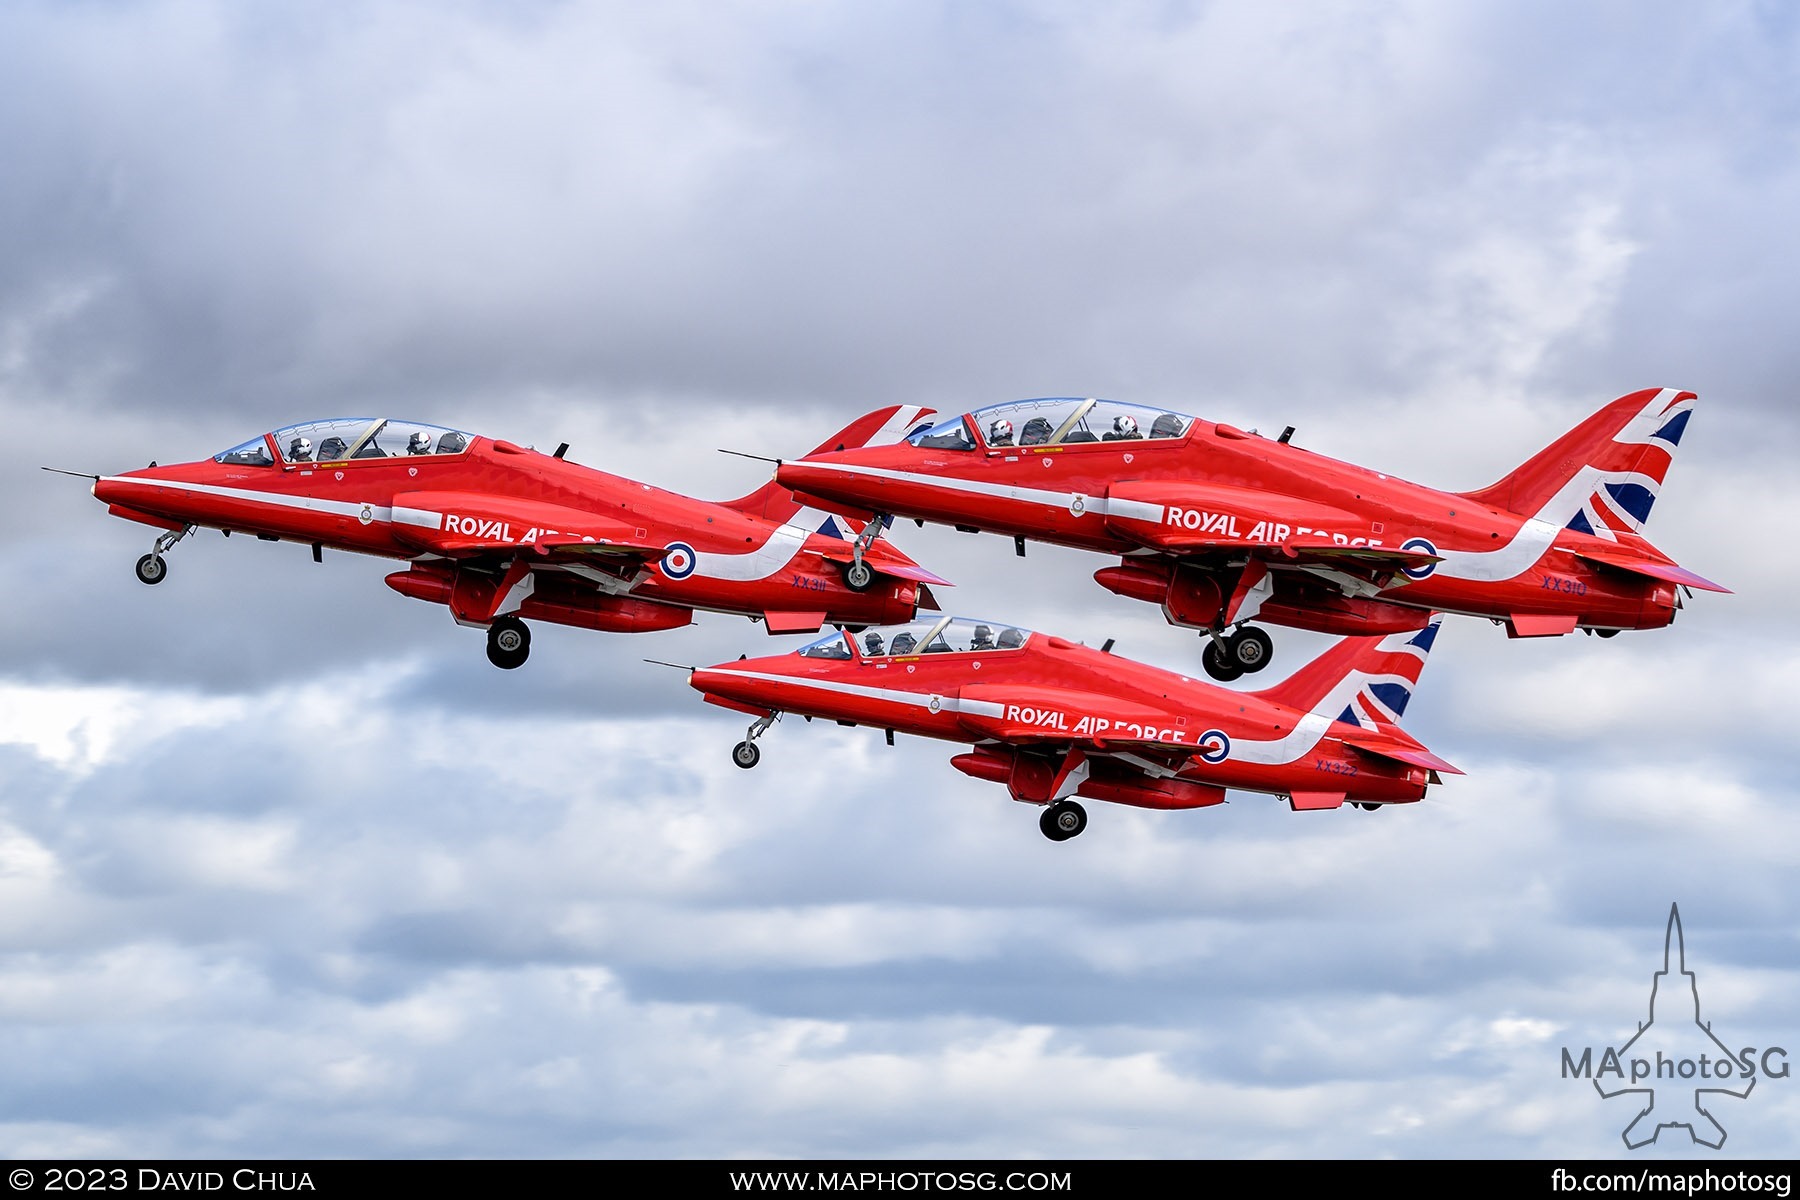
[3,0,1796,1160]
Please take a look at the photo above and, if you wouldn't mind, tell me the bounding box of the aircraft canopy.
[215,418,476,466]
[907,398,1194,452]
[798,617,1033,661]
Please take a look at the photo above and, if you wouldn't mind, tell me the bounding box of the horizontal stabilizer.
[1574,549,1730,593]
[1343,736,1463,776]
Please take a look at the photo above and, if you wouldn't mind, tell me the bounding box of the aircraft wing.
[954,683,1195,754]
[1102,480,1438,575]
[390,491,670,567]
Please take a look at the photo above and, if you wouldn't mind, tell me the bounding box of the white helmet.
[288,436,312,460]
[1113,414,1138,436]
[408,431,433,453]
[989,418,1013,442]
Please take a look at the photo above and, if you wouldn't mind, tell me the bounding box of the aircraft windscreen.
[905,414,975,451]
[214,436,274,467]
[855,617,1030,658]
[972,398,1193,448]
[273,418,474,464]
[797,631,853,659]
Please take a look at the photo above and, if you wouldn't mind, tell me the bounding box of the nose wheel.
[1039,800,1088,841]
[134,525,193,585]
[485,616,531,669]
[1201,625,1273,682]
[732,712,779,769]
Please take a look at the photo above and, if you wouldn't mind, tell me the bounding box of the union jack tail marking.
[1461,389,1696,538]
[1250,616,1443,729]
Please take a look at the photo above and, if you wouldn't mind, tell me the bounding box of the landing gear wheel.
[732,740,761,770]
[844,561,874,591]
[485,616,531,669]
[135,553,167,586]
[1594,628,1619,639]
[1039,800,1088,842]
[1201,639,1245,682]
[1230,626,1274,672]
[1356,801,1381,812]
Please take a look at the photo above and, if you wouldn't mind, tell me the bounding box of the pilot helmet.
[408,431,433,454]
[288,436,312,460]
[437,431,468,454]
[1113,414,1138,437]
[863,632,885,655]
[988,418,1013,443]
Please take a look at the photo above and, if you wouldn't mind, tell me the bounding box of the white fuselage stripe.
[101,476,393,524]
[704,667,1008,718]
[797,462,1165,523]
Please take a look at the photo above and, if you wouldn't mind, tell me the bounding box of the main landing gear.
[1200,625,1274,683]
[732,712,779,769]
[1039,799,1088,842]
[842,514,890,592]
[133,524,194,585]
[485,615,531,669]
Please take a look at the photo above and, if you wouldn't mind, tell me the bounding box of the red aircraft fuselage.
[690,614,1458,840]
[775,390,1726,679]
[86,411,944,667]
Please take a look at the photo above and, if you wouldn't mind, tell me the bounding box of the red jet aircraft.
[687,613,1457,841]
[73,407,948,667]
[774,389,1727,680]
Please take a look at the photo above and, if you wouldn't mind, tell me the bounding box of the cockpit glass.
[970,398,1193,448]
[214,436,274,467]
[797,631,854,659]
[271,418,475,464]
[905,414,975,451]
[856,617,1030,658]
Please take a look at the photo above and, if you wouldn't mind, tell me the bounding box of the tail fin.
[1460,388,1696,539]
[725,404,935,524]
[1251,616,1443,729]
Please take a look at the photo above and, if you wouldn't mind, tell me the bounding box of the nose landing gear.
[732,711,779,769]
[134,524,194,585]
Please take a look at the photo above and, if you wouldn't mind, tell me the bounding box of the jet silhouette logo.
[1561,904,1788,1149]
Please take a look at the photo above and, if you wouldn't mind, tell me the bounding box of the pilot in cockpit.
[863,631,885,656]
[1104,415,1141,441]
[987,418,1014,447]
[288,437,313,462]
[970,624,996,651]
[408,431,434,455]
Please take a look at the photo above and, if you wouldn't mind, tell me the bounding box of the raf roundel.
[1399,536,1438,580]
[659,541,698,580]
[1197,729,1231,765]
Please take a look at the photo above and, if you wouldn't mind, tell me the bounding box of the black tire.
[1356,801,1381,812]
[1594,628,1619,639]
[732,740,761,770]
[844,561,874,591]
[1231,626,1274,672]
[1201,639,1245,682]
[1039,800,1088,841]
[485,616,530,669]
[135,553,167,585]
